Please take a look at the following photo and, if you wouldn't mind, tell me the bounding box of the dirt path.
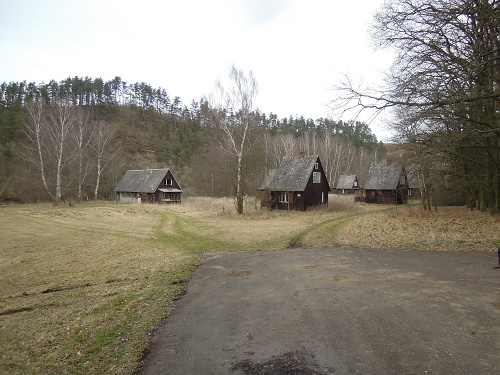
[138,248,499,375]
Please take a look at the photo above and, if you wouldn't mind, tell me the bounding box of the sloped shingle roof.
[259,169,276,190]
[263,155,319,191]
[115,169,180,193]
[364,163,404,190]
[336,175,359,190]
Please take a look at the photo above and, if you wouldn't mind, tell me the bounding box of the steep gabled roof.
[336,175,359,190]
[364,163,404,190]
[115,169,179,193]
[259,169,277,191]
[263,155,319,191]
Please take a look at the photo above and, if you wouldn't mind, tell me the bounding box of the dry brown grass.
[0,203,199,374]
[1,196,498,374]
[166,195,499,252]
[335,205,500,251]
[167,195,375,246]
[301,198,499,252]
[168,196,305,245]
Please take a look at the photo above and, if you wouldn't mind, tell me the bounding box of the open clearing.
[0,196,499,374]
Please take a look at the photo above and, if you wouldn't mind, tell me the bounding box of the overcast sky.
[1,0,394,140]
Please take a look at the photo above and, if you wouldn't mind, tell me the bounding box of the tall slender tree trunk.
[35,120,52,201]
[208,65,258,214]
[54,142,64,205]
[25,100,53,200]
[94,157,101,200]
[77,161,83,202]
[235,152,244,214]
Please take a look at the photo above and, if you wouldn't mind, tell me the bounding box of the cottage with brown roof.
[406,168,422,199]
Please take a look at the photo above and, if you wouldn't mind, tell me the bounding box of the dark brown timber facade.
[259,154,331,211]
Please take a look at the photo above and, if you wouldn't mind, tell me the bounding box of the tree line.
[0,76,384,204]
[0,77,181,112]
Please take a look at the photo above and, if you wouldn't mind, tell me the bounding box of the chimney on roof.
[386,159,392,166]
[299,151,306,159]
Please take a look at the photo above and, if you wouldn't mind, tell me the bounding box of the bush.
[434,191,466,206]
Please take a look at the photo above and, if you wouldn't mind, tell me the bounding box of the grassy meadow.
[1,196,499,374]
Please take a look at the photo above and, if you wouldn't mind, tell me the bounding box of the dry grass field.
[1,196,498,374]
[174,196,499,252]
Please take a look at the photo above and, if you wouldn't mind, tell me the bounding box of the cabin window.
[313,172,321,183]
[354,180,358,187]
[279,192,288,203]
[166,179,172,185]
[315,162,319,170]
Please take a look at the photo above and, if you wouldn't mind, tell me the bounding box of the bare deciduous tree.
[73,107,93,201]
[24,99,52,200]
[24,98,76,204]
[89,121,119,199]
[330,0,500,212]
[207,64,259,214]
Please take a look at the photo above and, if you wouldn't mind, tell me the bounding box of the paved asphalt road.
[138,248,499,375]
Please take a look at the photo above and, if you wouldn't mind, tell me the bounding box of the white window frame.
[313,172,321,183]
[166,179,173,185]
[279,191,289,203]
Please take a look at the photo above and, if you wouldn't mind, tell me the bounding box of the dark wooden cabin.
[258,153,331,211]
[115,168,182,204]
[364,160,408,204]
[406,168,422,199]
[335,175,361,194]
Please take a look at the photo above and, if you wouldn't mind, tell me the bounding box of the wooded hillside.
[0,76,385,203]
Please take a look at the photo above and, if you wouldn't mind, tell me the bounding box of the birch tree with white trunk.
[47,99,76,204]
[23,98,76,205]
[24,99,52,200]
[89,120,118,199]
[73,108,93,201]
[207,64,259,214]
